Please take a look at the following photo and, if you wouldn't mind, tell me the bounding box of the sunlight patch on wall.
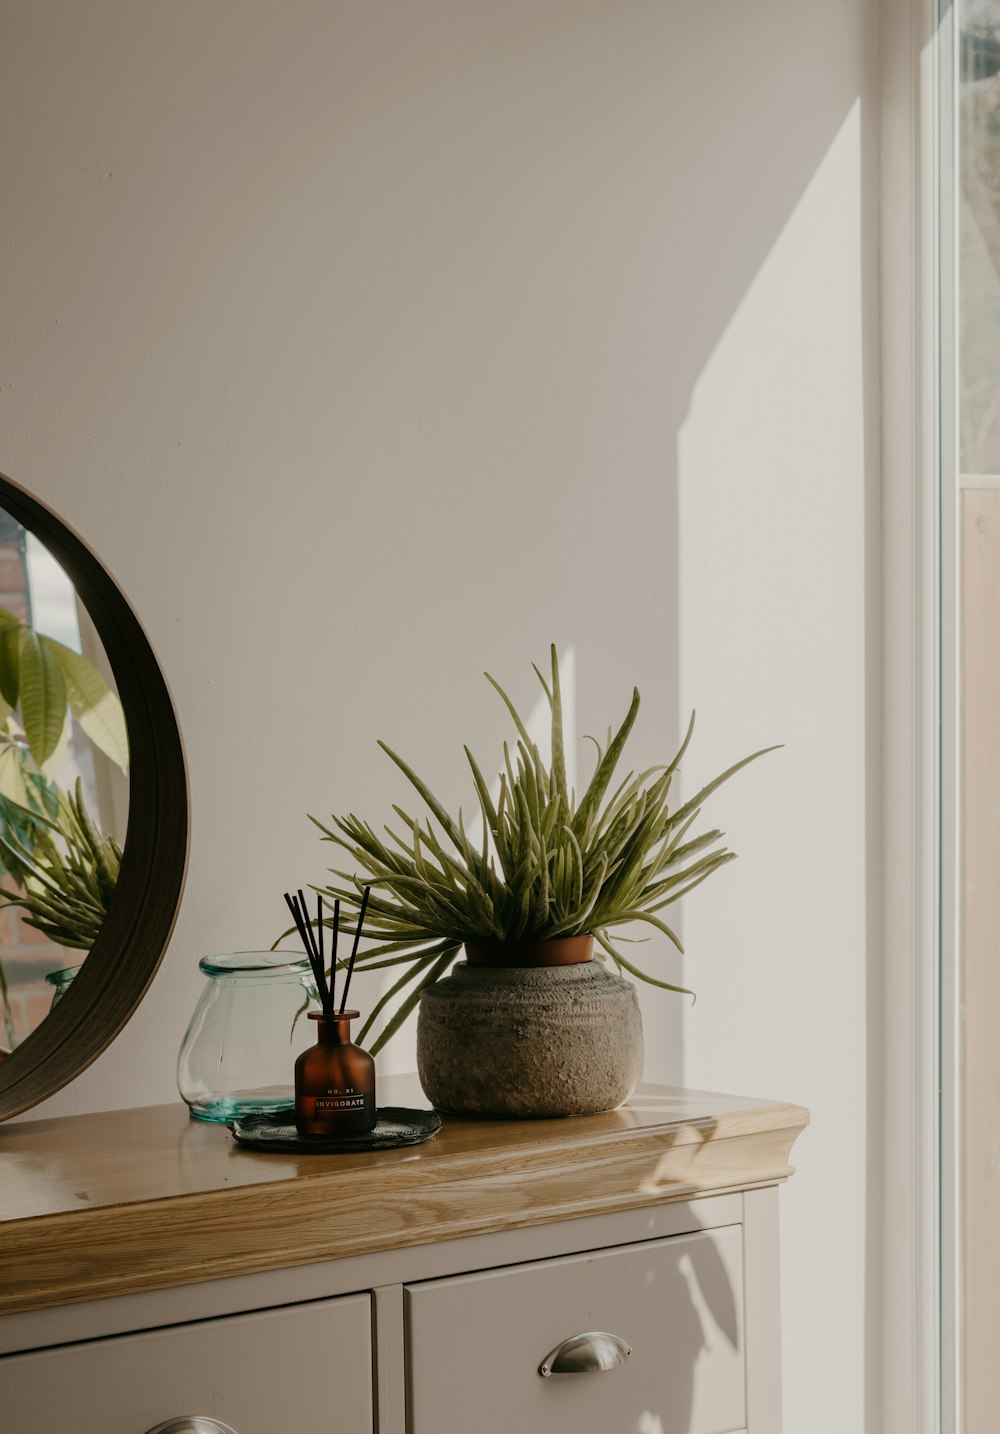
[675,97,865,1018]
[674,93,869,1434]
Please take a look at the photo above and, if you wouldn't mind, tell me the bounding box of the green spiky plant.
[0,779,121,1047]
[0,607,129,1048]
[309,647,775,1055]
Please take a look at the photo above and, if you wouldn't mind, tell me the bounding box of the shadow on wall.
[0,0,868,1125]
[0,0,867,1029]
[525,0,870,1081]
[280,0,872,1082]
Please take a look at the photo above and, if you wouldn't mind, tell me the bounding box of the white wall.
[0,3,878,1430]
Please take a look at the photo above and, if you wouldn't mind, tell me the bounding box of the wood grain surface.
[0,1075,808,1316]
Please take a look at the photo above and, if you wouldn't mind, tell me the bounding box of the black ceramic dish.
[229,1104,442,1154]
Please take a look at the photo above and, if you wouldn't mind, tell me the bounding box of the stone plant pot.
[416,939,644,1119]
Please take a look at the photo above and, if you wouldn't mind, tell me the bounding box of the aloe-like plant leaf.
[604,907,685,952]
[350,945,454,970]
[0,827,71,901]
[562,824,584,910]
[0,789,64,836]
[377,740,472,867]
[547,643,570,808]
[643,852,737,912]
[303,651,775,1052]
[545,850,608,936]
[667,709,698,777]
[0,776,119,950]
[483,671,532,748]
[596,931,695,999]
[464,746,501,841]
[368,947,458,1055]
[354,957,435,1047]
[671,744,783,825]
[356,943,453,1048]
[573,687,641,842]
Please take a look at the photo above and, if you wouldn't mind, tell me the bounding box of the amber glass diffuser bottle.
[284,885,376,1138]
[295,1009,376,1137]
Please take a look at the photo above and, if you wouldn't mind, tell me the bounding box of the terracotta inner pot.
[463,934,594,968]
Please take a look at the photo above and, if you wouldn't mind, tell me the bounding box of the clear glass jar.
[45,965,81,1010]
[177,951,318,1123]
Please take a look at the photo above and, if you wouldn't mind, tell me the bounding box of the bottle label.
[314,1094,367,1112]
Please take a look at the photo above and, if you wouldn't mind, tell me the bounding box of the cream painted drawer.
[405,1226,745,1434]
[1,1292,372,1434]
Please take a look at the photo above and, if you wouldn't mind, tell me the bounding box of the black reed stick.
[339,884,371,1014]
[332,897,340,1012]
[318,891,331,1013]
[305,896,331,1014]
[283,890,311,965]
[297,888,315,955]
[284,890,330,1013]
[301,887,332,1014]
[285,893,317,990]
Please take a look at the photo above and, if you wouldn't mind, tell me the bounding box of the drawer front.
[405,1226,744,1434]
[1,1292,372,1434]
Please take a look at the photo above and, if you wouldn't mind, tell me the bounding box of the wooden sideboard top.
[0,1076,808,1317]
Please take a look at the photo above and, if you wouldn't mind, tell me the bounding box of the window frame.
[879,0,945,1431]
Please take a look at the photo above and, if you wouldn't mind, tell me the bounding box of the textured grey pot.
[416,959,644,1118]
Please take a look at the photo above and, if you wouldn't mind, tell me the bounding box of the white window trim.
[879,1,948,1431]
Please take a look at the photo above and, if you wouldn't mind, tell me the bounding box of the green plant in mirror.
[0,612,127,1047]
[0,608,128,878]
[0,778,121,1046]
[306,646,777,1055]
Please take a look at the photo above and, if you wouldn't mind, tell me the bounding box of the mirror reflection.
[0,507,128,1052]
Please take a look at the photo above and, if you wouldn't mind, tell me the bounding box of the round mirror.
[0,473,187,1120]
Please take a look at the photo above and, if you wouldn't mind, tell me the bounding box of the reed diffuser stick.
[332,897,340,1010]
[297,889,315,955]
[317,892,331,1012]
[284,890,330,1013]
[339,884,371,1014]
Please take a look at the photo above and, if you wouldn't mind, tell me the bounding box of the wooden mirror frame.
[0,473,188,1120]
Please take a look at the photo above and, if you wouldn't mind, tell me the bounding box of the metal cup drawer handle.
[143,1421,237,1434]
[539,1331,633,1377]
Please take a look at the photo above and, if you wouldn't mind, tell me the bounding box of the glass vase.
[45,965,81,1010]
[177,951,317,1123]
